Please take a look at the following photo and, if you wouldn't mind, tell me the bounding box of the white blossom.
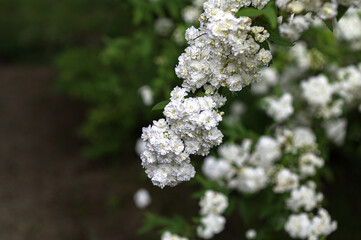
[134,188,152,209]
[274,168,299,193]
[286,183,323,211]
[246,229,257,239]
[139,85,154,106]
[264,93,294,122]
[299,153,324,177]
[199,190,228,215]
[324,118,348,146]
[301,75,333,107]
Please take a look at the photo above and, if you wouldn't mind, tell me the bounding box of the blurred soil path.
[0,65,142,240]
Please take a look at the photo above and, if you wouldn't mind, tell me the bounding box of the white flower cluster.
[301,75,333,107]
[197,190,228,239]
[299,152,324,177]
[264,93,294,122]
[182,0,206,24]
[141,0,274,188]
[202,123,336,238]
[334,64,361,107]
[252,67,279,95]
[336,8,361,50]
[176,0,272,92]
[298,64,361,145]
[141,88,225,188]
[276,0,360,41]
[286,181,323,212]
[273,168,299,193]
[202,138,270,193]
[161,231,188,240]
[285,208,337,240]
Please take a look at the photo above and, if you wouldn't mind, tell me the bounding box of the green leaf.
[236,1,277,29]
[263,2,277,29]
[236,8,263,18]
[151,100,170,111]
[337,5,349,22]
[323,19,333,32]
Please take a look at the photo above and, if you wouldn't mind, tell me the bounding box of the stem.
[194,89,202,98]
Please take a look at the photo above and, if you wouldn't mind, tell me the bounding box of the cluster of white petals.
[264,93,294,122]
[286,182,323,211]
[299,152,324,177]
[273,168,299,193]
[176,0,272,92]
[276,0,359,41]
[285,208,337,240]
[202,137,278,194]
[182,0,206,24]
[336,8,361,50]
[141,88,226,188]
[141,0,274,188]
[197,190,228,239]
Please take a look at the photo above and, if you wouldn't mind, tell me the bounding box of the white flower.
[218,141,251,166]
[135,138,147,156]
[245,229,257,239]
[286,184,323,212]
[324,118,347,146]
[264,93,294,122]
[293,127,316,149]
[252,67,278,94]
[139,85,154,106]
[301,75,333,107]
[197,214,226,239]
[134,188,151,209]
[199,190,228,215]
[183,6,202,24]
[285,213,312,239]
[318,2,338,19]
[299,153,324,177]
[202,156,232,182]
[309,208,338,239]
[250,136,281,168]
[274,168,299,193]
[155,18,174,36]
[229,167,268,193]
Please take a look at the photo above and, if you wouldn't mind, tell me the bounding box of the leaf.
[323,19,333,32]
[151,100,170,111]
[268,29,294,47]
[236,8,263,18]
[337,5,349,22]
[263,2,277,29]
[137,212,170,235]
[236,1,277,29]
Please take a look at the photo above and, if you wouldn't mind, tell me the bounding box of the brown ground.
[0,65,145,240]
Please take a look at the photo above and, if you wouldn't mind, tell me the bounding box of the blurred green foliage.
[54,0,191,159]
[0,0,135,61]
